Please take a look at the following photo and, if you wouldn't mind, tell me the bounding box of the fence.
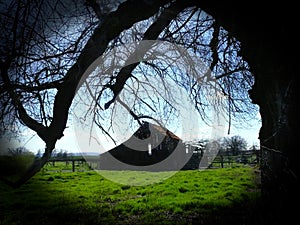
[47,158,86,172]
[46,150,260,172]
[210,150,260,168]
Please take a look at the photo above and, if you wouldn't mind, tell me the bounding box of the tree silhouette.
[0,0,256,187]
[222,135,248,156]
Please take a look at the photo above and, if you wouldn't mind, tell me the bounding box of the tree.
[198,3,298,223]
[0,146,35,177]
[222,135,247,156]
[54,149,68,159]
[0,0,256,187]
[7,146,34,156]
[35,149,42,158]
[55,149,64,159]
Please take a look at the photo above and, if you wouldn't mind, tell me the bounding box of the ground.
[0,164,266,225]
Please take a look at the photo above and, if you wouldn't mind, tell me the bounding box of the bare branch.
[103,0,195,110]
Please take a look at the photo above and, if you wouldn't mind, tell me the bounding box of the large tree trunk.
[251,68,297,198]
[239,13,298,225]
[198,2,298,223]
[249,56,298,223]
[239,18,298,225]
[238,7,298,222]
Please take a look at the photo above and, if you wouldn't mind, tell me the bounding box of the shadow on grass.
[0,170,115,225]
[0,167,275,225]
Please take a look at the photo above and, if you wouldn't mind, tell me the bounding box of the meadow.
[0,163,261,225]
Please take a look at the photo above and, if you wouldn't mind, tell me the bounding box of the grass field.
[0,164,262,225]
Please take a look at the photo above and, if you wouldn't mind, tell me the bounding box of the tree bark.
[248,50,298,223]
[197,2,298,222]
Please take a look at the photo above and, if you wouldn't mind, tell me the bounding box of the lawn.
[0,164,261,225]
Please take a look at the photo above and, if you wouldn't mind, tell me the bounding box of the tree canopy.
[222,135,248,156]
[0,0,266,187]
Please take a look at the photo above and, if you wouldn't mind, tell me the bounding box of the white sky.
[0,113,261,155]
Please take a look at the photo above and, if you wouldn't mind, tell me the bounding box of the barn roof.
[149,123,181,140]
[134,121,181,141]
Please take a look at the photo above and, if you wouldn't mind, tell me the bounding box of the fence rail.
[210,150,260,168]
[47,158,87,172]
[46,150,260,172]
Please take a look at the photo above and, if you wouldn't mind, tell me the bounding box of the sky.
[1,71,261,155]
[0,111,261,155]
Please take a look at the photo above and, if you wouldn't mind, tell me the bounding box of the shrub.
[0,154,35,177]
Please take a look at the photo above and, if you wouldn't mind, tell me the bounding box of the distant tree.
[54,149,66,159]
[54,149,68,159]
[68,152,74,158]
[35,149,42,158]
[0,146,35,177]
[8,147,34,157]
[62,150,68,159]
[51,149,57,158]
[56,150,63,159]
[222,135,247,156]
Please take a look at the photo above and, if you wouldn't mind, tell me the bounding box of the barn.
[97,121,197,171]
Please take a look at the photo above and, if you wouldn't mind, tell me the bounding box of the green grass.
[0,165,261,225]
[42,160,91,172]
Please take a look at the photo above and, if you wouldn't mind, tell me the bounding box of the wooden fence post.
[72,160,75,172]
[220,155,224,168]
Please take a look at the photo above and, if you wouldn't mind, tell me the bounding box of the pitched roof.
[134,121,181,141]
[149,123,181,140]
